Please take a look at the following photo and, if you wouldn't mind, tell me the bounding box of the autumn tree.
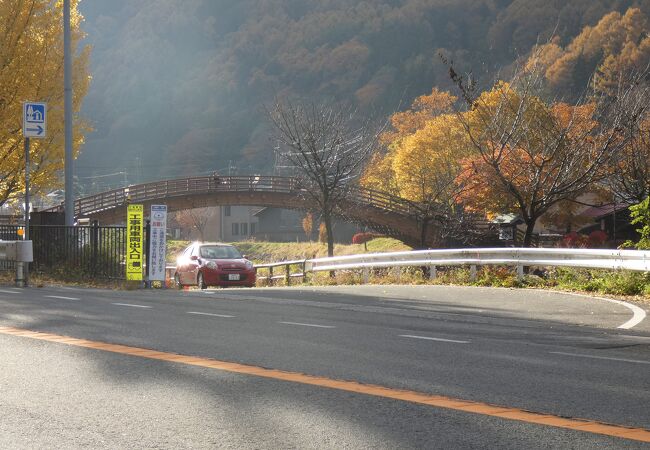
[268,100,379,257]
[301,212,313,241]
[609,96,650,204]
[450,62,649,246]
[362,89,467,247]
[389,114,470,246]
[0,0,90,207]
[529,8,650,97]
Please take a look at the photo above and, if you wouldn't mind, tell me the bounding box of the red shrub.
[587,230,608,248]
[352,232,380,245]
[559,230,608,248]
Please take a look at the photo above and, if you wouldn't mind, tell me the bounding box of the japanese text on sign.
[149,205,167,282]
[126,204,143,281]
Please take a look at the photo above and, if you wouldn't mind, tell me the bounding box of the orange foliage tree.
[529,8,650,97]
[451,65,648,246]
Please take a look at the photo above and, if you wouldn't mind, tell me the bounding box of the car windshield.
[200,245,242,259]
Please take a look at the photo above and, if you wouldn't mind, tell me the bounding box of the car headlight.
[205,261,218,270]
[245,261,253,270]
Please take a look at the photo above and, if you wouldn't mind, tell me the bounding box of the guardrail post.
[516,264,524,280]
[301,260,308,283]
[470,264,477,282]
[362,267,369,284]
[285,263,290,286]
[394,267,401,282]
[429,265,437,280]
[268,266,274,286]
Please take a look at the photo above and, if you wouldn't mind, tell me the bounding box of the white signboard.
[149,205,168,282]
[23,102,47,138]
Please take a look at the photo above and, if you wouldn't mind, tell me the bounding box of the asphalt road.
[0,284,648,449]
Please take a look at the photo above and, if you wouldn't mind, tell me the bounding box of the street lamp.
[64,0,73,226]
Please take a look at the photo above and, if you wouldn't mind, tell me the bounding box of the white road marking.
[111,303,152,309]
[187,311,235,318]
[279,321,336,329]
[597,297,647,329]
[45,295,80,301]
[550,351,650,365]
[0,290,21,294]
[399,334,470,344]
[540,290,647,329]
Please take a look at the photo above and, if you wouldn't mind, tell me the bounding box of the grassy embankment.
[167,237,410,264]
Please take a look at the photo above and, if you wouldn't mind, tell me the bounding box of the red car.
[174,242,256,289]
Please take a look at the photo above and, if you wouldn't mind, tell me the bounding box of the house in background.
[253,207,360,243]
[168,205,259,242]
[578,203,638,246]
[219,205,259,241]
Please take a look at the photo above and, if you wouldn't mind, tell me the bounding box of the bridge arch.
[53,175,438,247]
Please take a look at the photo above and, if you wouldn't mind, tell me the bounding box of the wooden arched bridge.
[46,175,449,247]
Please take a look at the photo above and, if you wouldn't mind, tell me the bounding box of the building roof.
[490,213,523,225]
[580,203,631,220]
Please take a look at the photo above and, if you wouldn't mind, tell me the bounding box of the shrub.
[352,232,379,245]
[560,230,608,248]
[622,197,650,249]
[352,232,383,251]
[587,230,608,248]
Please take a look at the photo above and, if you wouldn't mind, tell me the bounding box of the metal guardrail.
[255,247,650,284]
[255,260,307,286]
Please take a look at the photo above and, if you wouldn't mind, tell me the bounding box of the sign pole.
[22,101,46,286]
[23,137,30,285]
[24,137,30,241]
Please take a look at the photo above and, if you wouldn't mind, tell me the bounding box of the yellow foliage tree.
[379,88,456,147]
[393,114,469,204]
[0,0,91,207]
[362,88,471,246]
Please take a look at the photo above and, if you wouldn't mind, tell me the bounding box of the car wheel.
[198,272,207,290]
[174,273,183,289]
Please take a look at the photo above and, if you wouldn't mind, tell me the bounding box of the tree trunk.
[324,214,335,257]
[419,217,431,249]
[522,218,537,248]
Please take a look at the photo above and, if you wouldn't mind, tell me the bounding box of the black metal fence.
[0,224,127,279]
[0,225,21,271]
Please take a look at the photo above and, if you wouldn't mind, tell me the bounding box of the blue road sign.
[23,102,47,138]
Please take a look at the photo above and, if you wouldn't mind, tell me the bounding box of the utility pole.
[64,0,74,226]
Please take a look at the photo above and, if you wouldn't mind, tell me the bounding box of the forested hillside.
[76,0,650,191]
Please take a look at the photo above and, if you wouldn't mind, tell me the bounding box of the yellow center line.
[1,325,648,443]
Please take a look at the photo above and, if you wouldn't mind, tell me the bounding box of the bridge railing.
[69,175,417,219]
[255,247,650,284]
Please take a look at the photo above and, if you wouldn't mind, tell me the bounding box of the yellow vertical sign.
[126,204,144,281]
